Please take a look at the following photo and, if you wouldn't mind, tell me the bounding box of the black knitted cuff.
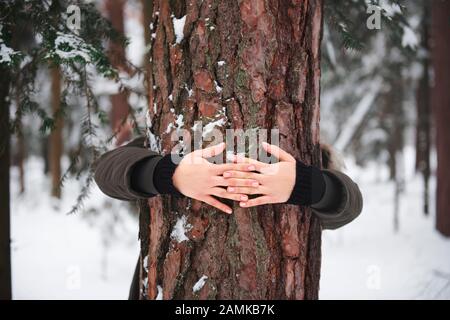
[286,161,326,206]
[153,154,183,197]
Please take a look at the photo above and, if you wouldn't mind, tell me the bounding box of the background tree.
[431,0,450,237]
[104,0,132,146]
[415,1,431,216]
[49,66,63,198]
[0,61,12,300]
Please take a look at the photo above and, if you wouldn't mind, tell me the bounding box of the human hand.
[224,142,297,208]
[172,142,260,214]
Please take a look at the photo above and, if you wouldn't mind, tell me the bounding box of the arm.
[93,137,174,201]
[94,139,258,213]
[311,169,363,230]
[224,143,363,230]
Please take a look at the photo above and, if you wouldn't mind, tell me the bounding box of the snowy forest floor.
[10,146,450,299]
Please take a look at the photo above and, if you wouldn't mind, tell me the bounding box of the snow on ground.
[11,157,139,300]
[320,146,450,299]
[10,146,450,299]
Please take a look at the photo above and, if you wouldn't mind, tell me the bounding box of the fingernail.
[248,165,255,171]
[241,195,248,201]
[223,172,231,177]
[228,187,235,192]
[252,181,259,187]
[227,209,232,214]
[240,202,246,207]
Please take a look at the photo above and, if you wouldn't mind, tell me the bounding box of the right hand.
[172,142,260,214]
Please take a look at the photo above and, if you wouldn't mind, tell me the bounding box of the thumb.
[193,142,226,158]
[262,142,296,162]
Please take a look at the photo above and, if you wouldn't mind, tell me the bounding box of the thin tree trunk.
[49,66,63,199]
[17,123,25,194]
[105,0,132,146]
[0,66,12,300]
[139,0,323,300]
[431,0,450,237]
[415,2,431,216]
[14,90,25,194]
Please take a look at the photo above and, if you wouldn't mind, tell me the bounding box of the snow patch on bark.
[202,118,226,138]
[214,80,223,93]
[172,15,187,44]
[155,285,163,300]
[143,255,148,272]
[146,110,161,152]
[192,275,208,293]
[170,215,192,243]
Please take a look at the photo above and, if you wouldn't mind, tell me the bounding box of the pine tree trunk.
[415,3,431,216]
[105,0,132,146]
[17,123,26,194]
[139,0,323,299]
[49,66,63,199]
[0,66,12,300]
[431,0,450,237]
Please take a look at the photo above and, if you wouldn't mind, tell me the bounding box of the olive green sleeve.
[312,169,363,230]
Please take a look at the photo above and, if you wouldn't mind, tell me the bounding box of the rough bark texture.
[140,0,323,299]
[105,0,132,146]
[0,66,12,300]
[49,66,63,198]
[431,0,450,237]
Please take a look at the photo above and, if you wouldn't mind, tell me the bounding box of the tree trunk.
[16,122,26,194]
[139,0,323,300]
[105,0,132,146]
[431,0,450,237]
[49,66,63,199]
[0,66,12,300]
[415,2,431,216]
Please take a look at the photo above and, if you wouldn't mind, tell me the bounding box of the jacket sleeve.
[312,169,363,230]
[94,137,163,201]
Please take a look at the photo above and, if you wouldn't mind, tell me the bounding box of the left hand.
[223,142,297,208]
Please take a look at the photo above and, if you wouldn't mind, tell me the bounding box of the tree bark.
[0,66,12,300]
[105,0,132,146]
[431,0,450,237]
[49,66,63,198]
[139,0,323,299]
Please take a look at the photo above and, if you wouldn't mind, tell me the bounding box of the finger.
[192,142,225,159]
[239,195,273,208]
[227,186,264,195]
[214,160,268,174]
[210,187,249,202]
[212,176,260,187]
[201,195,233,214]
[222,170,261,180]
[262,142,295,162]
[231,154,270,171]
[231,154,260,165]
[224,178,260,188]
